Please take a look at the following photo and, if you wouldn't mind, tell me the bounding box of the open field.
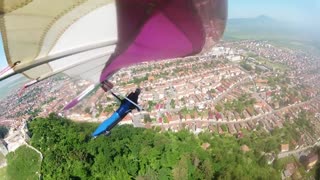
[6,145,41,180]
[0,167,8,180]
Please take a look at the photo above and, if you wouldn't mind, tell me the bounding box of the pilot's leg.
[92,112,120,137]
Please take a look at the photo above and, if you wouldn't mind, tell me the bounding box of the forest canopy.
[26,113,281,179]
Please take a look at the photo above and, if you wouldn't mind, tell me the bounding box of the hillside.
[27,114,282,179]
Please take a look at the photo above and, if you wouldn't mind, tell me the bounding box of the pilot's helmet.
[135,88,141,95]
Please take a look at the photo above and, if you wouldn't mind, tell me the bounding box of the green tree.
[173,155,189,180]
[0,126,8,139]
[84,107,90,114]
[210,89,216,93]
[144,114,152,123]
[170,99,175,109]
[25,113,285,179]
[240,62,252,71]
[215,104,222,112]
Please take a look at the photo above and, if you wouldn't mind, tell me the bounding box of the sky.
[0,0,319,70]
[0,35,7,71]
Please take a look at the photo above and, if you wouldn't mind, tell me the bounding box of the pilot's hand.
[101,80,114,92]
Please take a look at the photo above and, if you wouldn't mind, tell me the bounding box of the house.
[144,123,152,129]
[208,111,214,120]
[186,114,192,121]
[194,112,199,120]
[119,115,132,125]
[148,75,155,82]
[234,123,241,132]
[201,143,211,150]
[166,114,173,123]
[273,102,280,109]
[196,122,202,129]
[158,117,163,123]
[241,145,250,152]
[208,125,216,133]
[0,140,8,156]
[202,113,208,121]
[283,163,297,178]
[218,125,224,134]
[255,79,268,84]
[227,124,236,134]
[246,108,255,116]
[291,140,299,149]
[237,131,244,139]
[305,153,318,170]
[281,144,289,152]
[215,112,222,120]
[172,115,180,122]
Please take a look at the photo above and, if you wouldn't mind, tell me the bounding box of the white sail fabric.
[0,0,117,83]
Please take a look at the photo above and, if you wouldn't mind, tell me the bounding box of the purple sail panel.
[194,0,228,51]
[63,99,79,111]
[100,0,227,82]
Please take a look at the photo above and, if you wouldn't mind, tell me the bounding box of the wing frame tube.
[0,40,117,81]
[36,50,114,82]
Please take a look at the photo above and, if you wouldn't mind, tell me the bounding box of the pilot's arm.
[110,91,122,102]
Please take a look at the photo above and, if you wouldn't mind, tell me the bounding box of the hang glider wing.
[0,0,227,85]
[100,0,228,82]
[0,0,117,83]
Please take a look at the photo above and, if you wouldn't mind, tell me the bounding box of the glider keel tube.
[0,40,117,81]
[63,84,100,111]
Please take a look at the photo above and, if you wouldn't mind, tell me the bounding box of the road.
[144,76,252,116]
[278,141,320,159]
[212,76,251,104]
[0,119,15,126]
[24,143,43,161]
[149,97,319,130]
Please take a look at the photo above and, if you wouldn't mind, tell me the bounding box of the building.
[283,163,297,178]
[241,145,250,152]
[201,143,211,150]
[281,144,289,152]
[227,55,243,62]
[305,153,318,170]
[0,140,8,156]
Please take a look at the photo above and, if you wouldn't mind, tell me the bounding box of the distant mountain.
[225,15,320,41]
[228,15,277,26]
[224,15,320,53]
[225,15,299,40]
